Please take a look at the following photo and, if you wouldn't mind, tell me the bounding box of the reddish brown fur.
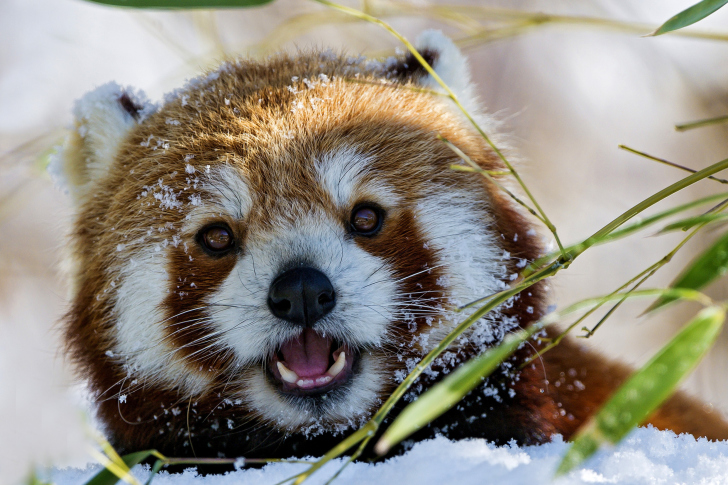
[60,47,728,460]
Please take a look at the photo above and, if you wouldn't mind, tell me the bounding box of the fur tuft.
[415,29,480,114]
[50,82,155,202]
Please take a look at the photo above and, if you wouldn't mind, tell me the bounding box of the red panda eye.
[350,205,382,235]
[199,225,234,253]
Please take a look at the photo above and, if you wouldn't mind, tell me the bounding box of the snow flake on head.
[140,135,170,151]
[188,194,202,206]
[141,179,183,211]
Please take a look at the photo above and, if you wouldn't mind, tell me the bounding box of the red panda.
[53,30,728,459]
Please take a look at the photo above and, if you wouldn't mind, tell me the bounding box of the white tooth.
[297,379,314,388]
[327,352,346,377]
[277,362,299,384]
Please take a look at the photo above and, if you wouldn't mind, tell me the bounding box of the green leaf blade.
[647,231,728,312]
[374,328,534,455]
[83,0,273,9]
[556,305,726,476]
[659,212,728,233]
[652,0,728,36]
[85,450,155,485]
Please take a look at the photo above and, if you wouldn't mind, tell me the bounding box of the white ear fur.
[49,82,155,202]
[415,30,480,115]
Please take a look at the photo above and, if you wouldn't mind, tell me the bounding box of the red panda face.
[55,31,545,454]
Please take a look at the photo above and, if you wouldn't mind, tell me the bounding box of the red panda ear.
[49,82,156,203]
[386,30,479,115]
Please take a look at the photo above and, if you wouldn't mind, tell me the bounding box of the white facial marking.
[202,165,253,220]
[414,188,511,350]
[316,147,380,207]
[113,251,212,396]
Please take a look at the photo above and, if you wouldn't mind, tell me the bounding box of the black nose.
[267,267,336,327]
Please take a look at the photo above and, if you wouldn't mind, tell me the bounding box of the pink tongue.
[279,329,332,377]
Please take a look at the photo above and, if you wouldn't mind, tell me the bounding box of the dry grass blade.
[249,10,355,56]
[620,145,728,184]
[426,3,728,42]
[675,114,728,131]
[439,136,544,224]
[84,0,274,7]
[0,129,65,169]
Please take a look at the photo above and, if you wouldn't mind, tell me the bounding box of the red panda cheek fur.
[55,30,728,459]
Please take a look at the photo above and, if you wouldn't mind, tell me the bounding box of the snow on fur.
[46,427,728,485]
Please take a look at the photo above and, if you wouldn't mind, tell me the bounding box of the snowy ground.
[45,427,728,485]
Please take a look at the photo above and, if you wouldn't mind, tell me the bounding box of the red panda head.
[55,31,545,455]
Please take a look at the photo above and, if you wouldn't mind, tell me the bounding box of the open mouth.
[270,328,355,396]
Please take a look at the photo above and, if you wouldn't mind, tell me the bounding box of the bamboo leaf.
[83,0,274,9]
[647,231,728,313]
[85,451,155,485]
[374,328,535,455]
[144,460,166,485]
[651,0,728,36]
[556,305,726,476]
[659,212,728,233]
[606,194,728,239]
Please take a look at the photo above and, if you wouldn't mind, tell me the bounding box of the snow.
[45,427,728,485]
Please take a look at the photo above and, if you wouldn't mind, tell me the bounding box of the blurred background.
[2,0,728,482]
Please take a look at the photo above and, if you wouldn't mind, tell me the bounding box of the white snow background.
[4,1,728,484]
[44,428,728,485]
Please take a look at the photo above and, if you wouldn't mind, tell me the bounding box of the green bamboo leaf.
[651,0,728,36]
[607,194,728,239]
[83,0,273,9]
[144,460,166,485]
[647,231,728,313]
[85,450,155,485]
[659,212,728,233]
[374,327,535,455]
[556,305,725,476]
